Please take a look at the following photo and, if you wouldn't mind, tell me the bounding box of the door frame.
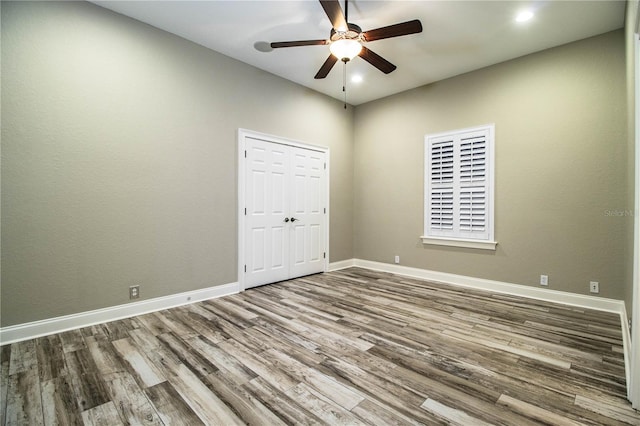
[237,128,330,292]
[631,17,640,409]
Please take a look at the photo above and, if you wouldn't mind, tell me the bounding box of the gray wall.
[1,1,631,328]
[353,30,629,302]
[1,1,354,326]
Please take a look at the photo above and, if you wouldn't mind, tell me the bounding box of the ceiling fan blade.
[314,54,338,79]
[319,0,348,31]
[359,46,396,74]
[270,39,329,49]
[362,19,423,42]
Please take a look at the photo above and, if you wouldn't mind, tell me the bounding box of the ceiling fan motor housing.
[330,23,363,42]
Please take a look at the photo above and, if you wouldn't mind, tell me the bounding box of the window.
[422,124,497,250]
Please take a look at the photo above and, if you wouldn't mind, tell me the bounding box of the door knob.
[284,218,290,223]
[290,217,299,222]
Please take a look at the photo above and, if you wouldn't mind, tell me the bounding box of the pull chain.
[342,59,347,109]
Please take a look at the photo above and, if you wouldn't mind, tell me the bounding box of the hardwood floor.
[2,267,639,425]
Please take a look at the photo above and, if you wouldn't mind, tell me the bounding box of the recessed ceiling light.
[351,74,363,83]
[515,10,534,23]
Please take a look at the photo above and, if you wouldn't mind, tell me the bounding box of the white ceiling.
[92,0,625,105]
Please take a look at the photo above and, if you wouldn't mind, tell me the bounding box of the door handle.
[284,218,290,223]
[290,217,299,222]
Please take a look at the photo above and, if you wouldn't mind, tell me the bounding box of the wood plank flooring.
[2,267,639,425]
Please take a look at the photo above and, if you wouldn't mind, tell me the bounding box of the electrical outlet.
[129,285,140,299]
[394,255,400,264]
[540,275,548,286]
[590,281,599,294]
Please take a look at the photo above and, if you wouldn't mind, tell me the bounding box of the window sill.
[420,236,498,251]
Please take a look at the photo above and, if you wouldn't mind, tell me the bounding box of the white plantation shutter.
[430,189,454,231]
[459,187,486,233]
[424,125,494,247]
[460,135,486,183]
[430,140,454,184]
[428,138,454,235]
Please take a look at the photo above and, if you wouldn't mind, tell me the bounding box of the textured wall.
[353,30,628,301]
[1,1,354,326]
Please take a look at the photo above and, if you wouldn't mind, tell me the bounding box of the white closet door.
[289,147,326,279]
[245,138,290,288]
[244,137,326,289]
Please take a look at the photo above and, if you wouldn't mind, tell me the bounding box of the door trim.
[631,26,640,409]
[237,128,330,292]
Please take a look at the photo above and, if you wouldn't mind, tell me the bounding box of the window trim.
[420,236,497,250]
[422,124,497,251]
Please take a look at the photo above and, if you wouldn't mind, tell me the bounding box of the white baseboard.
[0,282,239,345]
[328,259,356,271]
[335,258,632,395]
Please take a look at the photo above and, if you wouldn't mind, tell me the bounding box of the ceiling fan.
[269,0,423,79]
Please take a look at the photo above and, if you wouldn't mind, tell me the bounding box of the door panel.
[310,224,321,261]
[271,226,285,268]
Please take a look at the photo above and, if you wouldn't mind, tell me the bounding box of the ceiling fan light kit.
[329,23,364,61]
[330,38,362,61]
